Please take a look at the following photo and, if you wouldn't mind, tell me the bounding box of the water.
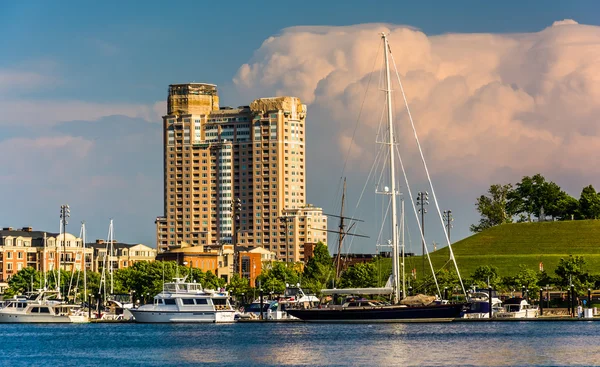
[1,322,599,366]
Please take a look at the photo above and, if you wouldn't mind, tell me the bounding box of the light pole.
[416,192,428,273]
[279,216,294,263]
[59,204,70,300]
[443,210,453,242]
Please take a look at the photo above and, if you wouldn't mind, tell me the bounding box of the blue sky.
[1,1,599,253]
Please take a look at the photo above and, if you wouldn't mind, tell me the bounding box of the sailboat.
[286,33,466,322]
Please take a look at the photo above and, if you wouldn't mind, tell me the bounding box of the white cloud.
[234,20,600,188]
[0,99,164,127]
[233,20,600,248]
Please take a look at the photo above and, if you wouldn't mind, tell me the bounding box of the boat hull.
[286,303,466,323]
[130,310,236,323]
[0,313,75,323]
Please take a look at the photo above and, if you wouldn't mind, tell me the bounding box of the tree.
[579,185,600,219]
[5,267,42,297]
[470,265,501,289]
[555,255,593,293]
[226,274,250,303]
[513,265,539,290]
[303,242,335,290]
[508,174,570,221]
[339,262,378,288]
[470,184,513,232]
[553,192,579,221]
[256,261,300,294]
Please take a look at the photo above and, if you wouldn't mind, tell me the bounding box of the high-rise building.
[155,83,327,262]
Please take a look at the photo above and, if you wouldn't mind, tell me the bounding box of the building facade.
[155,83,327,262]
[90,240,156,272]
[237,246,277,287]
[0,227,94,290]
[156,243,234,282]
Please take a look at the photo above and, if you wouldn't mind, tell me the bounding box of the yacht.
[0,290,88,323]
[495,297,539,318]
[129,278,236,323]
[240,286,320,321]
[286,33,467,322]
[463,291,503,319]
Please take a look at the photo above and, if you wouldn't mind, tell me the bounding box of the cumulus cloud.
[233,20,600,248]
[234,20,600,189]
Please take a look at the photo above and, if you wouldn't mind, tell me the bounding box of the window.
[182,299,194,305]
[164,299,176,305]
[6,252,12,259]
[195,298,208,305]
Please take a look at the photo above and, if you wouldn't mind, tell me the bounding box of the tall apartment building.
[155,83,327,261]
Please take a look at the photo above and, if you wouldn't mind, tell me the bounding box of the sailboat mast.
[57,218,61,298]
[43,232,47,289]
[401,200,406,298]
[82,221,87,302]
[382,33,400,304]
[110,219,114,295]
[335,178,346,278]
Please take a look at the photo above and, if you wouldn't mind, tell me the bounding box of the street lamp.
[416,192,428,272]
[58,204,70,300]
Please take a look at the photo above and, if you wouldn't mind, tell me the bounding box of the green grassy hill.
[406,220,600,278]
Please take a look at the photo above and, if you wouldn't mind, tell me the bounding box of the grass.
[399,220,600,278]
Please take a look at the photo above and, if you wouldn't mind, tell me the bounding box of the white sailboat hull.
[130,309,236,323]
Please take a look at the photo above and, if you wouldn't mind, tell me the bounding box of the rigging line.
[389,50,466,296]
[337,41,382,194]
[375,195,393,248]
[343,127,386,255]
[394,143,441,298]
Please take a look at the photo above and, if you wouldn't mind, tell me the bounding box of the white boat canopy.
[320,288,393,296]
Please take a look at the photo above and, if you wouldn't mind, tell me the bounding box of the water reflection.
[2,322,600,366]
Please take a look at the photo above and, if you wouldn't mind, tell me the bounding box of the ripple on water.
[2,322,600,366]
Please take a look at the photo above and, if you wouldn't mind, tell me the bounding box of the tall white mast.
[81,221,87,302]
[57,218,61,297]
[382,33,400,304]
[109,219,114,295]
[43,232,47,289]
[401,200,406,298]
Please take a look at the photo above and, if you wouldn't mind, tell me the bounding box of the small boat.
[0,290,88,323]
[463,291,503,319]
[495,297,539,318]
[129,278,236,323]
[240,286,320,320]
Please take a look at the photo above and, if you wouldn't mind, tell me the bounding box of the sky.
[1,1,599,255]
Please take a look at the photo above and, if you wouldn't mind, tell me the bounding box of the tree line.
[471,174,600,232]
[3,242,345,304]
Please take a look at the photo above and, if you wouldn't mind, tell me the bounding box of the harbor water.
[1,321,599,366]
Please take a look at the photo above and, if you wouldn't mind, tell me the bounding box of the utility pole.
[416,192,428,274]
[443,210,453,242]
[59,204,70,300]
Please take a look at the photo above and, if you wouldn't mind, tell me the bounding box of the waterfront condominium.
[155,83,327,262]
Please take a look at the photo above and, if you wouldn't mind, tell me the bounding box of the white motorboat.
[495,297,539,318]
[463,291,503,319]
[240,286,320,321]
[0,290,88,323]
[129,278,236,323]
